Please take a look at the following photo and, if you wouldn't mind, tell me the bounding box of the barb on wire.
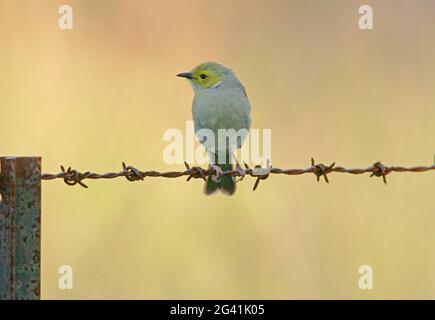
[370,161,389,184]
[311,158,335,183]
[40,159,435,191]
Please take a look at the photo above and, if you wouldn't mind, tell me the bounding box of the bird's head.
[177,62,234,90]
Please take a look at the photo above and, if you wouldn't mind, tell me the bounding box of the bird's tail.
[204,153,236,196]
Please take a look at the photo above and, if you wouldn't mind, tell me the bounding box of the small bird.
[177,62,251,195]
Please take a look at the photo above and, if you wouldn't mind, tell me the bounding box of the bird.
[177,62,251,195]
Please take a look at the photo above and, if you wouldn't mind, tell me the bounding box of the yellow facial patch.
[191,67,222,89]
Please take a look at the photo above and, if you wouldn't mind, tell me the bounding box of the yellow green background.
[0,0,434,299]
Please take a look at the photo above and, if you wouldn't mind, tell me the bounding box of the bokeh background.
[0,0,434,299]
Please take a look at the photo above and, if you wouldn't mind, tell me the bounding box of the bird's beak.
[176,72,195,80]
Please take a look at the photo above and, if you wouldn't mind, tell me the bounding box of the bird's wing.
[236,82,250,112]
[237,82,248,98]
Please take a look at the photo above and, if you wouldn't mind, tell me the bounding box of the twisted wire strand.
[40,159,435,190]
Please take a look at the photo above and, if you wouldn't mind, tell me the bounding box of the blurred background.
[0,0,434,299]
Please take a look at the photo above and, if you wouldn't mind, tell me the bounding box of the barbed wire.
[40,159,435,191]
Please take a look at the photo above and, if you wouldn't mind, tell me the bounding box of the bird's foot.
[210,164,223,182]
[235,161,246,181]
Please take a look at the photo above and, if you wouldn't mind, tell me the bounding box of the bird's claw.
[235,161,246,181]
[210,164,223,182]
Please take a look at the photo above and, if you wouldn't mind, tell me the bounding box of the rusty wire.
[40,159,435,190]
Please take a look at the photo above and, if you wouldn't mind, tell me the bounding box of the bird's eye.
[200,74,208,79]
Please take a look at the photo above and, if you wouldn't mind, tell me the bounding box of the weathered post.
[0,157,41,300]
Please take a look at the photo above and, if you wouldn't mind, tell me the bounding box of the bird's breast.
[192,88,251,133]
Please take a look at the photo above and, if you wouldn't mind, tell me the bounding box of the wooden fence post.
[0,157,41,300]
